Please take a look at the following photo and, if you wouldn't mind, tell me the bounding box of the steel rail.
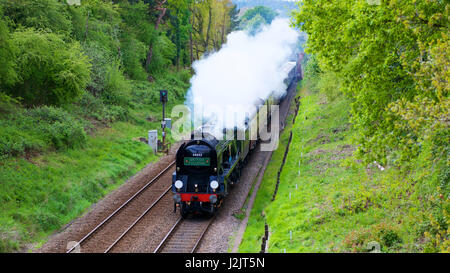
[153,216,214,253]
[153,217,183,253]
[104,185,172,253]
[190,216,215,253]
[66,161,175,253]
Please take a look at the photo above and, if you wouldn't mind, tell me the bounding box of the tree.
[0,0,73,35]
[145,0,168,72]
[238,5,277,31]
[0,8,17,87]
[294,0,449,164]
[6,29,91,106]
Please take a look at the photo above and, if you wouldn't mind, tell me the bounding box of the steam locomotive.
[172,61,300,217]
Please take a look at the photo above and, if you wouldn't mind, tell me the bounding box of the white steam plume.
[186,18,299,134]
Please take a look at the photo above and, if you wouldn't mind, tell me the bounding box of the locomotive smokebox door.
[160,90,168,103]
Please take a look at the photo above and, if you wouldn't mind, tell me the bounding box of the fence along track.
[66,161,175,253]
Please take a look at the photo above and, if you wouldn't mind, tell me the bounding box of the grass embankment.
[239,86,448,253]
[0,70,190,252]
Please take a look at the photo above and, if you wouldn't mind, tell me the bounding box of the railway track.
[66,161,176,253]
[154,216,214,253]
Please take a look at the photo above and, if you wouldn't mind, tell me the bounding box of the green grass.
[0,69,190,252]
[239,86,449,253]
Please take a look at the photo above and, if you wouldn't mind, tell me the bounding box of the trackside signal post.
[160,90,169,154]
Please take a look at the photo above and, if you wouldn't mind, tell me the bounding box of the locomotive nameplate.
[184,157,210,166]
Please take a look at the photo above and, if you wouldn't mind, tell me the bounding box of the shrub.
[0,92,20,114]
[120,36,148,80]
[75,91,128,123]
[0,9,17,87]
[0,0,73,35]
[343,223,402,252]
[0,106,87,158]
[6,29,91,106]
[27,106,87,150]
[102,61,132,107]
[147,34,177,73]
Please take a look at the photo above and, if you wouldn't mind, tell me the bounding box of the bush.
[102,61,132,107]
[147,34,177,73]
[343,223,402,252]
[317,71,341,102]
[0,0,73,35]
[120,36,148,80]
[27,106,87,150]
[0,92,20,114]
[0,9,17,87]
[5,29,91,106]
[302,54,321,93]
[74,91,128,123]
[0,106,87,158]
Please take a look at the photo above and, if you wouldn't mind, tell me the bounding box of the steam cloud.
[186,18,299,134]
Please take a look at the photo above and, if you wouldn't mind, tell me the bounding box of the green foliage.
[241,89,449,253]
[316,71,342,102]
[0,106,87,159]
[120,35,148,80]
[102,61,132,107]
[118,0,153,79]
[238,6,278,34]
[147,34,177,73]
[71,91,128,124]
[240,5,277,26]
[167,0,191,67]
[294,0,449,166]
[241,14,266,35]
[302,54,321,93]
[0,9,17,87]
[27,106,87,150]
[0,92,20,114]
[0,0,73,35]
[5,29,91,106]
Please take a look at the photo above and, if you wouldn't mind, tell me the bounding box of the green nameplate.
[184,157,210,166]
